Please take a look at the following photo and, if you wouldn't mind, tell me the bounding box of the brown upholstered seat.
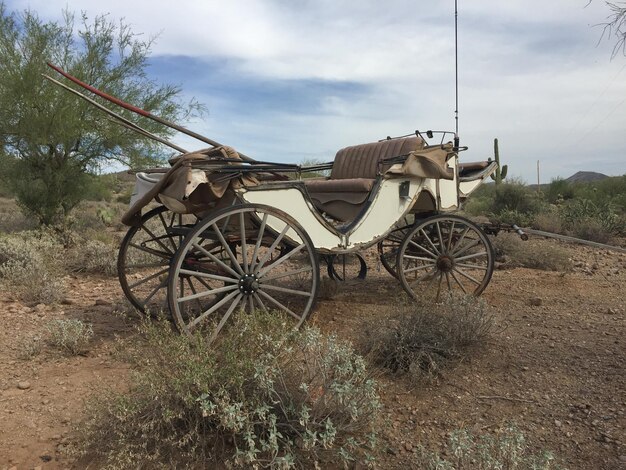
[304,136,424,221]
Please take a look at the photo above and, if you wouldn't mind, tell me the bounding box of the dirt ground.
[0,239,624,469]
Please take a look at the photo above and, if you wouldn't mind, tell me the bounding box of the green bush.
[559,199,624,240]
[545,178,575,204]
[492,182,544,216]
[365,295,493,380]
[80,313,381,468]
[415,424,562,469]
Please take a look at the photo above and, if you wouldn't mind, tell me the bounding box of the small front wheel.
[396,214,494,302]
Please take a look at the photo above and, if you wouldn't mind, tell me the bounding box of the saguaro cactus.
[489,138,508,185]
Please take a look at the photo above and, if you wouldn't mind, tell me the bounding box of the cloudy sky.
[6,0,626,181]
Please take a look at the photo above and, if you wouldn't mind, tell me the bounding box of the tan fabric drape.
[385,143,455,180]
[121,146,258,226]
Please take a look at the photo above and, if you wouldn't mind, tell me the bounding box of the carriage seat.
[304,136,424,222]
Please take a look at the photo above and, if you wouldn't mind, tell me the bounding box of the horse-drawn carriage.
[46,64,500,342]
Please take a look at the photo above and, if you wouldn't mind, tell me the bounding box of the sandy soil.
[0,239,624,469]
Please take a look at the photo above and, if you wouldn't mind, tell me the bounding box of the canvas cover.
[122,146,258,226]
[384,143,455,180]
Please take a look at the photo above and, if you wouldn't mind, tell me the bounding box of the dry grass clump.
[414,423,562,469]
[0,231,66,303]
[491,233,572,272]
[364,295,493,380]
[65,239,118,276]
[79,313,381,468]
[46,319,94,356]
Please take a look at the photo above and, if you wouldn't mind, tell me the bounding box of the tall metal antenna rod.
[454,0,460,148]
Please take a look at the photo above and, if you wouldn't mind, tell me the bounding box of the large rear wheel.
[118,206,197,315]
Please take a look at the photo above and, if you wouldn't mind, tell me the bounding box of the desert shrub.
[532,208,563,234]
[366,295,493,380]
[0,231,66,303]
[492,182,543,216]
[545,178,576,204]
[67,201,126,232]
[491,234,572,271]
[464,182,544,227]
[46,319,94,356]
[18,334,43,360]
[115,185,134,204]
[80,313,381,468]
[491,209,535,228]
[415,424,562,469]
[558,199,624,241]
[463,195,493,217]
[66,239,118,276]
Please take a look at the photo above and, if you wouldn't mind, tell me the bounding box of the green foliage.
[489,138,508,185]
[80,313,381,468]
[545,178,575,204]
[366,295,493,380]
[46,319,94,355]
[558,198,624,241]
[492,182,543,216]
[0,5,203,224]
[465,175,625,243]
[415,424,563,469]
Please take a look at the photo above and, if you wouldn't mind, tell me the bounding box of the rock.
[17,381,31,390]
[61,298,75,305]
[34,304,46,312]
[530,297,542,307]
[404,442,413,451]
[606,308,617,315]
[554,419,562,427]
[618,455,626,463]
[95,298,112,306]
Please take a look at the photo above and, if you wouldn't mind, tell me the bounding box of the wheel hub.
[436,255,454,272]
[238,274,259,295]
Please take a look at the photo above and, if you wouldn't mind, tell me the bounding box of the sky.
[6,0,626,182]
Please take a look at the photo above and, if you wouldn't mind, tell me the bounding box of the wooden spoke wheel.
[117,206,197,315]
[167,204,319,340]
[396,214,494,302]
[377,216,415,279]
[326,253,367,281]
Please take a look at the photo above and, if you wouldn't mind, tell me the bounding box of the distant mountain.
[564,171,609,183]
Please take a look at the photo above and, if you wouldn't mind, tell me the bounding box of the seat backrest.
[330,136,424,180]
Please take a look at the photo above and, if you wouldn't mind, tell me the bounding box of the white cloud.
[6,0,625,180]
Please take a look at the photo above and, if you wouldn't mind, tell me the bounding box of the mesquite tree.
[0,5,202,224]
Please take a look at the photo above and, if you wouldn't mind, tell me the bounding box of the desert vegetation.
[464,176,626,244]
